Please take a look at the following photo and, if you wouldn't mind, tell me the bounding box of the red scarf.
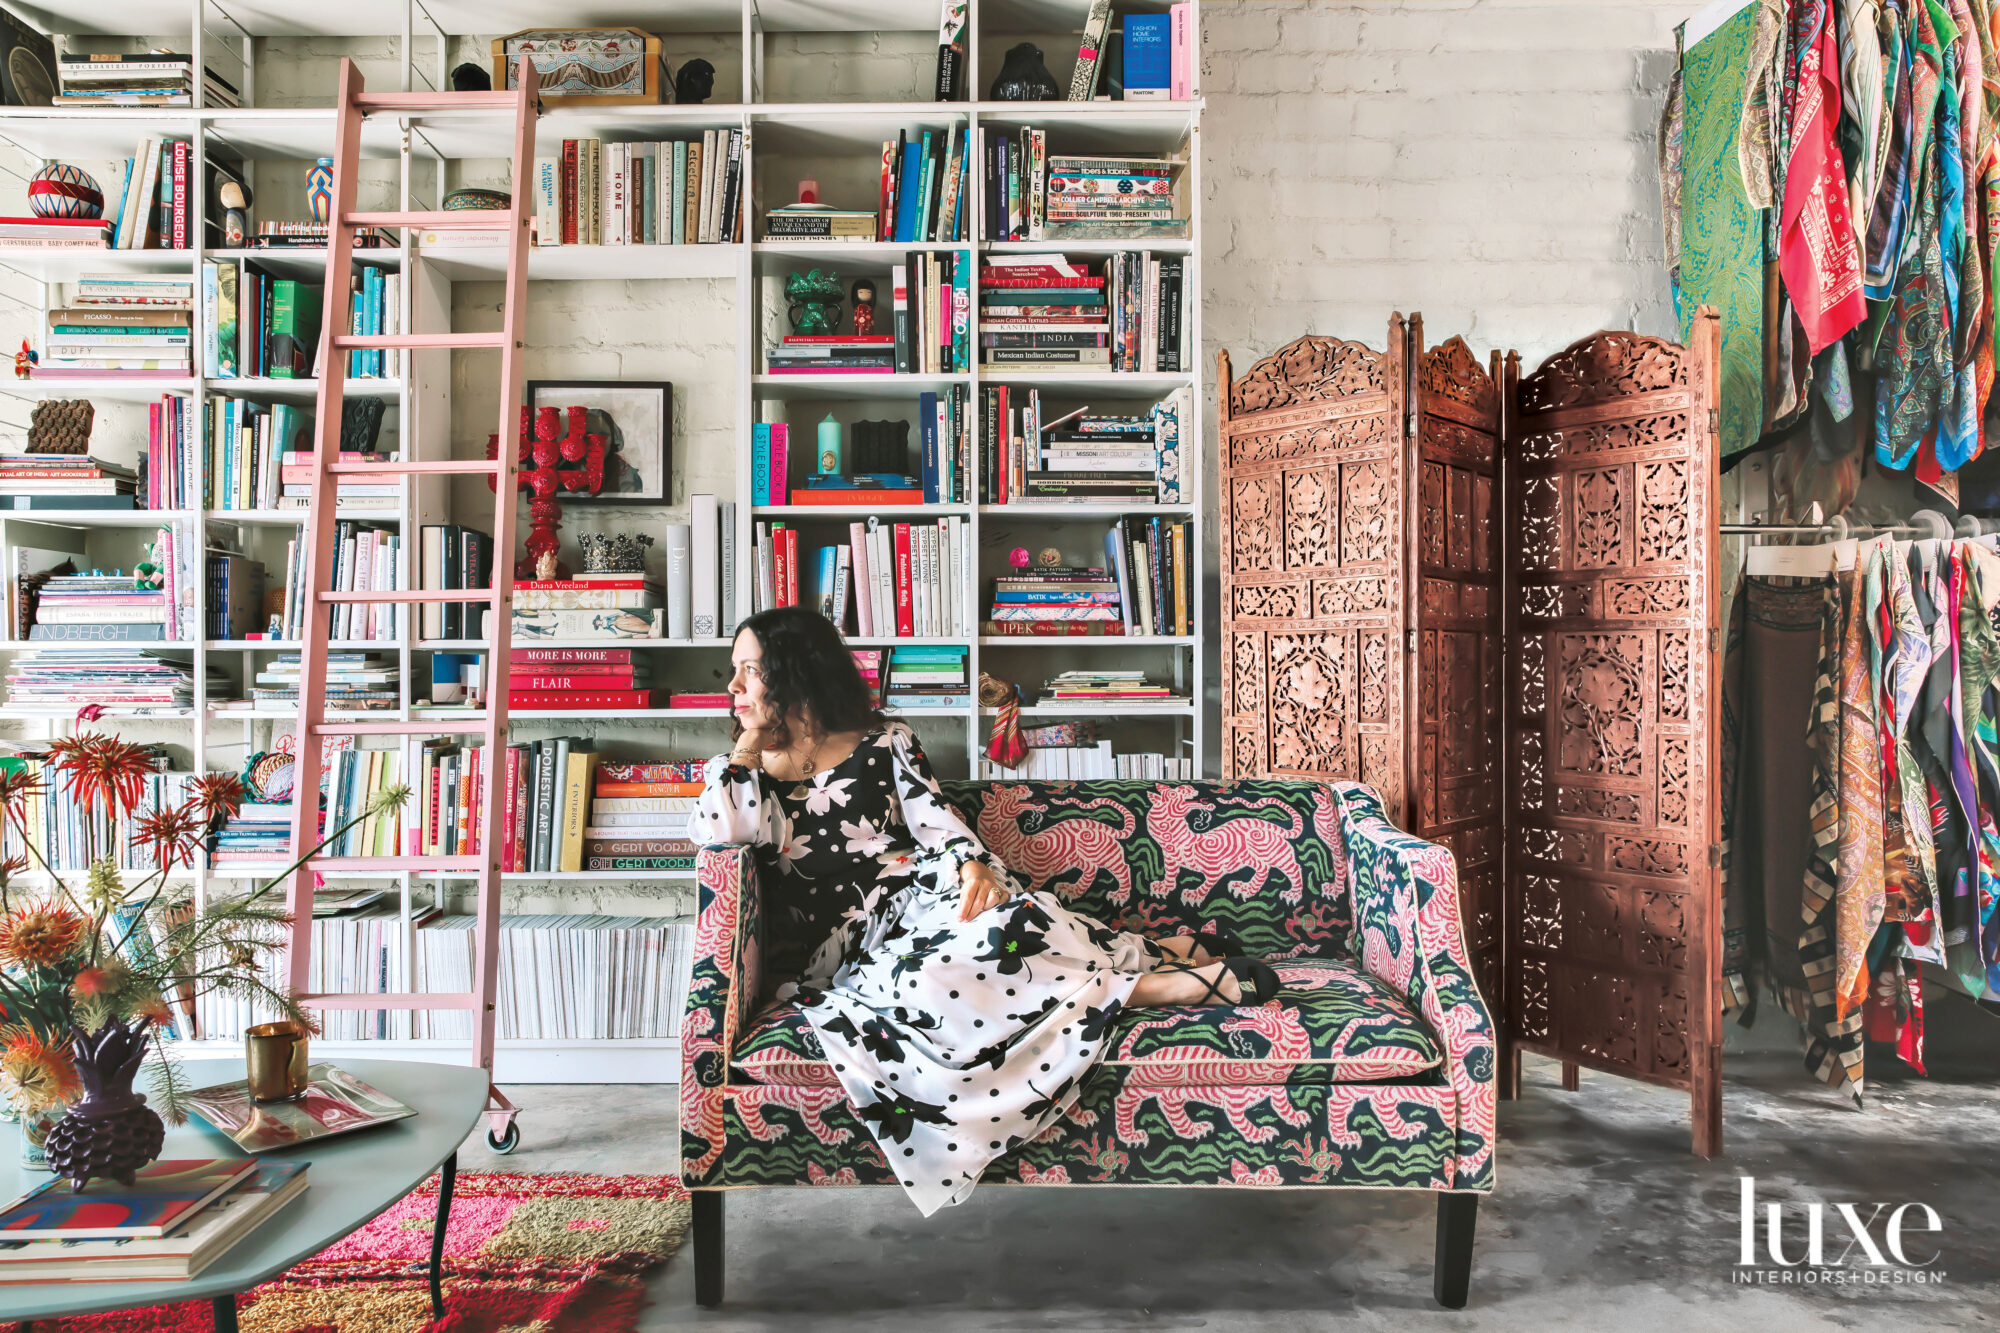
[1781,0,1868,352]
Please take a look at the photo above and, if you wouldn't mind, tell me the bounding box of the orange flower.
[135,804,206,870]
[188,773,245,823]
[133,992,173,1026]
[50,733,156,818]
[0,1027,78,1115]
[71,967,111,997]
[0,901,88,967]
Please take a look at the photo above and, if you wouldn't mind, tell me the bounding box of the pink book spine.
[1171,3,1192,99]
[849,520,874,636]
[771,423,788,503]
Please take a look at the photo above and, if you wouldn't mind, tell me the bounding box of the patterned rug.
[4,1172,691,1333]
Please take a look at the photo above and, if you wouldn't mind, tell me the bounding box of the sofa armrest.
[1331,781,1497,1192]
[679,843,763,1186]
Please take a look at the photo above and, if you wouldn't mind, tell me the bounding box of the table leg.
[430,1150,457,1321]
[212,1294,239,1333]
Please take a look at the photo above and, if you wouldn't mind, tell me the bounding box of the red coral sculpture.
[488,405,608,579]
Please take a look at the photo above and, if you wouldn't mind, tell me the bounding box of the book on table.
[0,1159,257,1240]
[0,1161,308,1283]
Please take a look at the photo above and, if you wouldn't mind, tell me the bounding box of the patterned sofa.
[680,778,1497,1309]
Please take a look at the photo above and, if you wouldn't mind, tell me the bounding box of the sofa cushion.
[938,779,1354,962]
[729,955,1439,1088]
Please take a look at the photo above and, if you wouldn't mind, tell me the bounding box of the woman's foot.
[1156,935,1222,967]
[1130,960,1243,1007]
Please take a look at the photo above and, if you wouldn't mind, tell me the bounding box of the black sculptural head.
[675,58,716,105]
[989,43,1059,101]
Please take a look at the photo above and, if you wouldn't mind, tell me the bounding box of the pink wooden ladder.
[283,57,539,1148]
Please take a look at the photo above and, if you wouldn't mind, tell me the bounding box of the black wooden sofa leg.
[1434,1192,1478,1309]
[694,1190,724,1307]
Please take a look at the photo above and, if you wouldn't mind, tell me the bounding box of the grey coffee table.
[1,1058,487,1332]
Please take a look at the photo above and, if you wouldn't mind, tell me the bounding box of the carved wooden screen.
[1405,318,1504,1010]
[1217,323,1408,819]
[1502,313,1723,1156]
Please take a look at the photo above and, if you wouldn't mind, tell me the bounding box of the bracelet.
[729,748,760,767]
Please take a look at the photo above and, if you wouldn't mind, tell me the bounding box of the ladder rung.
[306,855,484,872]
[332,332,508,350]
[301,992,484,1011]
[319,589,499,604]
[346,209,514,230]
[352,91,518,112]
[327,459,502,476]
[309,719,495,736]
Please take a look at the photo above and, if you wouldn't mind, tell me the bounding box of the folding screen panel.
[1405,317,1505,1012]
[1501,312,1723,1155]
[1217,322,1409,820]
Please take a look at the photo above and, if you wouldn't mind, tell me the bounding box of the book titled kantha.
[0,1159,257,1240]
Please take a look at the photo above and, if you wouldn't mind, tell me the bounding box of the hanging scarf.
[1836,543,1891,1020]
[1961,543,2000,993]
[1784,0,1872,350]
[1842,0,1891,235]
[1742,0,1792,207]
[1866,2,1918,296]
[978,673,1028,769]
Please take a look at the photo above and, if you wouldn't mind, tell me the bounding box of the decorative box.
[492,28,665,106]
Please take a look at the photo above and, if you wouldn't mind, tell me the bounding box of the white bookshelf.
[0,0,1204,1080]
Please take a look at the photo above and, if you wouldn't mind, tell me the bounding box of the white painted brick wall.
[1198,0,1688,775]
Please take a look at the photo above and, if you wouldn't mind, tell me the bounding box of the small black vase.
[989,43,1060,101]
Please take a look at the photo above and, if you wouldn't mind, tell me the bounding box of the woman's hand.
[731,726,778,766]
[958,861,1011,921]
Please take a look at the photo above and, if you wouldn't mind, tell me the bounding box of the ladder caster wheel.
[486,1122,520,1154]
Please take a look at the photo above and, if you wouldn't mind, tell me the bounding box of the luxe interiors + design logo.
[1735,1177,1947,1285]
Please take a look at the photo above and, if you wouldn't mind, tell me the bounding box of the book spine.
[893,523,914,637]
[719,499,739,636]
[690,493,719,638]
[561,140,577,245]
[850,520,875,637]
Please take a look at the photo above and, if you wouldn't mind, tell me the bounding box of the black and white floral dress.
[688,721,1161,1215]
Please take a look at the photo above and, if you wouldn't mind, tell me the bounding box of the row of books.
[506,643,656,711]
[0,1158,307,1285]
[146,394,199,510]
[418,743,701,872]
[984,137,1186,242]
[754,515,971,638]
[876,124,972,244]
[976,747,1197,781]
[752,390,971,505]
[58,51,240,107]
[262,651,403,713]
[340,264,402,379]
[261,524,404,644]
[33,273,192,378]
[976,254,1187,370]
[208,799,294,866]
[202,260,315,380]
[250,221,393,250]
[0,752,195,870]
[1038,668,1179,704]
[883,644,969,707]
[989,519,1189,636]
[985,387,1189,504]
[204,399,306,509]
[531,133,745,247]
[415,524,495,641]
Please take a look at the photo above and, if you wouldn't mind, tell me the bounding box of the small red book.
[668,693,732,708]
[594,780,704,797]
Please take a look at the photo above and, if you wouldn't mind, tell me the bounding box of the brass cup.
[244,1021,310,1102]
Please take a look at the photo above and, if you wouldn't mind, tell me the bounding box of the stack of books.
[978,746,1195,781]
[791,472,924,505]
[583,761,702,870]
[889,253,970,372]
[509,646,656,711]
[252,652,400,711]
[885,645,969,707]
[0,1159,306,1285]
[854,648,884,707]
[764,203,877,241]
[507,569,677,643]
[207,799,295,868]
[36,273,193,378]
[1044,154,1184,239]
[989,564,1121,634]
[3,649,205,710]
[57,52,241,106]
[984,386,1189,504]
[201,258,322,379]
[978,259,1104,369]
[875,125,971,243]
[765,333,897,375]
[252,221,392,249]
[280,448,402,512]
[528,134,744,247]
[1108,515,1191,637]
[0,452,138,511]
[1040,669,1175,706]
[29,570,166,639]
[417,524,494,640]
[0,216,111,249]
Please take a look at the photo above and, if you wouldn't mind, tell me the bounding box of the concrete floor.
[455,991,2000,1330]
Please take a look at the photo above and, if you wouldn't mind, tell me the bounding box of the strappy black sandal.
[1189,926,1246,962]
[1154,956,1280,1006]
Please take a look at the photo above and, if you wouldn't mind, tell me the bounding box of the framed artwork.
[525,379,673,505]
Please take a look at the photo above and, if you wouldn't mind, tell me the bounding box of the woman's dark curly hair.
[731,606,884,749]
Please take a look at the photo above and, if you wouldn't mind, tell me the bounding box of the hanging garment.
[687,722,1165,1218]
[1797,566,1869,1102]
[1782,0,1871,350]
[1865,2,1917,296]
[1873,543,1943,959]
[1683,0,1770,456]
[1959,543,2000,992]
[1720,573,1831,1020]
[1835,542,1891,1020]
[1840,0,1890,237]
[1742,0,1790,207]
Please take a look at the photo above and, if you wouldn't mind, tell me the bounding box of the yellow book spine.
[559,749,598,872]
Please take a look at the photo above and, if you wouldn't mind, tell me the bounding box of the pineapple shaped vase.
[42,1018,164,1190]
